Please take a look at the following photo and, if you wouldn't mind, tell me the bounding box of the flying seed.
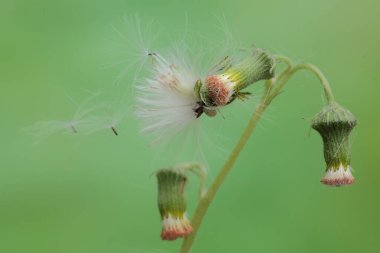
[111,126,118,136]
[70,124,78,133]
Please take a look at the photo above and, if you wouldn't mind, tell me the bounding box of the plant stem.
[179,56,336,253]
[292,63,335,103]
[272,56,335,104]
[180,89,272,253]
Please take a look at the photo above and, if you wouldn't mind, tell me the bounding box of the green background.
[1,0,379,252]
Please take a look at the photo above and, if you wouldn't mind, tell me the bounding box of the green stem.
[292,63,335,103]
[272,57,335,104]
[273,55,293,69]
[180,89,272,253]
[182,163,208,198]
[179,56,336,253]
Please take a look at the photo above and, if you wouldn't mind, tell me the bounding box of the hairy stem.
[179,56,335,253]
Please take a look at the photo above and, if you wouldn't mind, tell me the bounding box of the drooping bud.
[311,102,357,186]
[156,167,193,240]
[200,48,275,107]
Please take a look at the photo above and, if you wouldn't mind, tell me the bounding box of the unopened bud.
[311,102,357,186]
[156,168,193,240]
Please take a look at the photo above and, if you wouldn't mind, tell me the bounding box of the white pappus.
[134,47,204,145]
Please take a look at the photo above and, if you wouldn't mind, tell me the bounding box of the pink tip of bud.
[320,165,355,187]
[161,213,193,240]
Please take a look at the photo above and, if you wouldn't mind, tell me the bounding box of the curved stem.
[274,55,293,69]
[292,63,335,103]
[269,60,335,105]
[173,163,207,197]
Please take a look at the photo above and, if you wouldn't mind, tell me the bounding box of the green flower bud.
[311,102,357,186]
[200,48,275,107]
[156,167,192,240]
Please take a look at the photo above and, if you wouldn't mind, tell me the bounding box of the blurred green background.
[1,0,380,252]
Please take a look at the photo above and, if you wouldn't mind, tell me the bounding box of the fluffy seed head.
[133,26,275,146]
[135,51,201,144]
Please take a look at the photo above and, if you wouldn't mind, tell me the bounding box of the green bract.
[157,168,188,218]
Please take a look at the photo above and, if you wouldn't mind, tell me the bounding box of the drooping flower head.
[156,167,192,240]
[311,102,357,186]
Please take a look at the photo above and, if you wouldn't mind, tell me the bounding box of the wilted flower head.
[311,102,357,186]
[156,167,192,240]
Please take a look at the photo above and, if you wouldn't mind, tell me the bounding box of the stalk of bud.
[199,48,275,107]
[311,102,357,186]
[156,168,193,240]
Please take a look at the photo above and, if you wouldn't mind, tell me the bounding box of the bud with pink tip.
[312,102,357,186]
[156,168,193,240]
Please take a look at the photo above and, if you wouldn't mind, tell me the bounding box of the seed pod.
[156,168,193,240]
[311,102,357,186]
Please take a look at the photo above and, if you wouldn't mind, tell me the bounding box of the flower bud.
[311,102,357,186]
[156,168,193,240]
[200,48,275,107]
